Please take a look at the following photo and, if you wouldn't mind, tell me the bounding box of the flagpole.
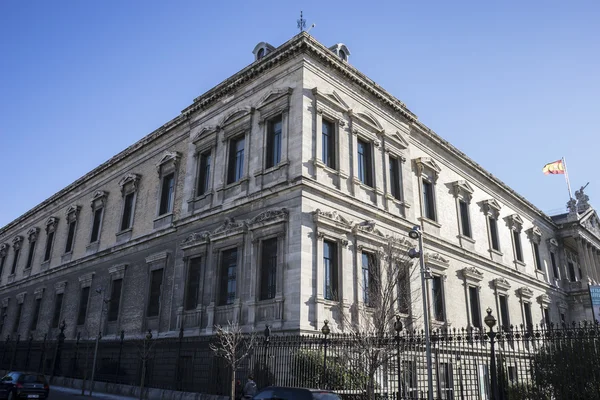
[563,157,573,199]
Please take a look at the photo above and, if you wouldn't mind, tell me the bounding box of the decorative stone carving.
[213,217,247,235]
[45,217,59,233]
[118,173,141,194]
[34,287,45,300]
[0,243,8,257]
[16,292,26,304]
[517,287,534,299]
[424,252,450,270]
[192,126,218,143]
[414,157,441,181]
[313,209,352,226]
[575,184,590,212]
[481,199,502,217]
[54,281,67,294]
[155,151,181,174]
[78,272,95,288]
[181,231,211,247]
[526,226,542,244]
[1,298,9,308]
[66,205,81,219]
[248,208,288,225]
[90,191,108,208]
[108,263,127,279]
[12,236,23,249]
[493,277,511,291]
[27,227,40,242]
[567,198,578,215]
[352,220,385,238]
[506,214,524,231]
[452,180,475,200]
[312,88,351,113]
[537,294,551,305]
[582,212,600,238]
[547,238,559,248]
[460,266,484,282]
[145,251,170,264]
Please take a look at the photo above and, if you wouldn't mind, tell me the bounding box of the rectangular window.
[323,240,338,301]
[523,302,533,330]
[489,217,500,251]
[120,192,135,231]
[469,286,481,328]
[389,155,402,201]
[13,303,22,333]
[65,221,76,253]
[362,252,377,306]
[459,200,471,238]
[185,257,202,310]
[513,231,523,262]
[147,269,164,317]
[398,265,410,314]
[196,151,211,196]
[52,293,64,328]
[107,279,122,322]
[423,180,436,221]
[568,262,576,282]
[550,252,559,279]
[30,299,41,331]
[431,276,445,321]
[227,136,245,184]
[90,208,103,243]
[533,243,542,270]
[357,138,373,187]
[543,308,550,327]
[159,173,175,215]
[219,249,237,305]
[499,295,510,330]
[560,313,566,325]
[266,115,282,168]
[322,120,336,169]
[44,231,54,262]
[260,238,278,301]
[77,286,90,326]
[25,242,35,270]
[438,362,454,400]
[10,248,20,275]
[0,256,5,277]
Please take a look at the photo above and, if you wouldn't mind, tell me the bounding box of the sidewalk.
[51,385,137,400]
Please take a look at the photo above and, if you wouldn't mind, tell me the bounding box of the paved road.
[49,386,136,400]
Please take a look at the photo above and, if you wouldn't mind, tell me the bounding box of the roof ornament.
[576,182,591,212]
[297,11,306,32]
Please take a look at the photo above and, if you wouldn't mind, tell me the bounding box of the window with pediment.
[188,126,217,212]
[526,226,543,272]
[452,180,474,242]
[257,88,292,173]
[415,157,441,224]
[481,199,502,254]
[43,217,59,264]
[492,278,511,331]
[64,205,80,256]
[10,236,23,278]
[424,252,450,325]
[351,111,383,192]
[30,288,44,332]
[312,88,350,174]
[156,152,180,221]
[145,252,168,320]
[107,264,127,325]
[460,267,484,329]
[25,227,39,271]
[219,108,252,188]
[0,243,7,281]
[118,173,141,234]
[52,281,67,329]
[506,214,524,265]
[181,231,210,313]
[89,191,108,247]
[77,273,94,326]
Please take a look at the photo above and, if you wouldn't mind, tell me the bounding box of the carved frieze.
[212,217,247,236]
[424,252,450,270]
[181,231,211,247]
[248,208,288,227]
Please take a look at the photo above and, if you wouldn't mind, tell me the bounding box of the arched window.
[257,48,265,60]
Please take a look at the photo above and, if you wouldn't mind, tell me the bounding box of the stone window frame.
[87,191,108,252]
[547,238,561,283]
[385,149,407,206]
[517,287,534,330]
[526,226,545,279]
[492,278,512,331]
[481,199,502,258]
[30,287,45,333]
[24,227,40,275]
[154,152,180,228]
[415,157,442,227]
[312,88,350,177]
[537,294,551,327]
[506,214,525,268]
[106,264,127,330]
[76,272,94,327]
[62,205,80,263]
[351,113,382,192]
[191,126,218,201]
[117,173,141,238]
[180,231,211,323]
[42,217,59,268]
[52,281,67,329]
[452,180,475,247]
[424,252,450,327]
[256,88,292,175]
[219,108,253,189]
[9,235,23,283]
[0,243,8,283]
[144,251,170,325]
[460,267,484,330]
[13,292,26,334]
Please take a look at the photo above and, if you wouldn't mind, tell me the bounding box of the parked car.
[0,372,49,400]
[253,387,341,400]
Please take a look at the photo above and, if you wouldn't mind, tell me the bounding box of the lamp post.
[408,225,434,400]
[321,320,330,389]
[263,325,271,387]
[484,308,500,400]
[394,315,403,400]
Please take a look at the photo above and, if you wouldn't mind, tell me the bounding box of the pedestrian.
[242,375,257,399]
[235,380,243,400]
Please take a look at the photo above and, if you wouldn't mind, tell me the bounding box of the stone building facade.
[0,33,599,340]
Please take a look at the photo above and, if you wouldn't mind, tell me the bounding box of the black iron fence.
[0,320,599,400]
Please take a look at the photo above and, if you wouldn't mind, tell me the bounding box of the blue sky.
[1,0,598,227]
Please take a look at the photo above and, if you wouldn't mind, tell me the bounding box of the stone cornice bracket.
[45,217,59,233]
[506,214,524,232]
[517,287,534,300]
[481,199,501,217]
[27,227,40,242]
[118,173,141,195]
[181,231,211,249]
[526,226,542,244]
[78,272,95,288]
[34,287,45,300]
[54,281,67,294]
[460,266,484,283]
[16,292,26,304]
[414,157,441,182]
[537,294,551,305]
[155,151,181,174]
[424,252,450,271]
[108,263,128,280]
[90,191,108,208]
[493,277,511,292]
[12,235,23,249]
[452,180,474,201]
[0,243,8,257]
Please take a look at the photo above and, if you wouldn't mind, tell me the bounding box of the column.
[576,238,590,283]
[587,244,599,283]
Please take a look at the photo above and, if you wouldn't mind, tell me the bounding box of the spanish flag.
[542,159,565,175]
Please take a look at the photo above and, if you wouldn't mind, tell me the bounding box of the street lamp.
[484,307,500,400]
[394,315,403,400]
[407,225,434,400]
[321,320,330,389]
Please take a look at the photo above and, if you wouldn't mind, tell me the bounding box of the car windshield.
[312,393,341,400]
[19,375,46,384]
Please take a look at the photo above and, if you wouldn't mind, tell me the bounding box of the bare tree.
[340,236,421,400]
[210,321,258,400]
